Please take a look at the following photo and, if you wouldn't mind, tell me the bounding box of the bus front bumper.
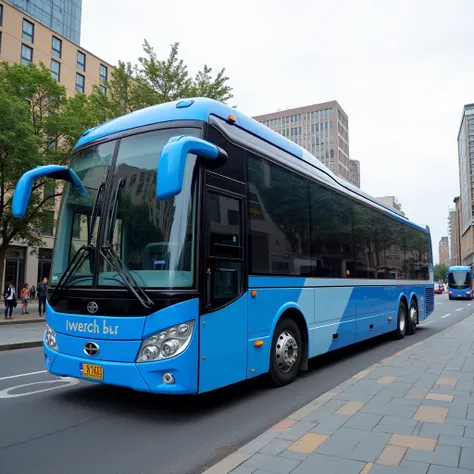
[43,341,199,395]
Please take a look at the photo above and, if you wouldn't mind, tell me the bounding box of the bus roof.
[74,98,429,234]
[448,265,471,271]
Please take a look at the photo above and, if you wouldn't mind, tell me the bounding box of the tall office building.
[449,196,462,266]
[253,101,361,187]
[376,196,405,217]
[5,0,81,44]
[439,236,449,267]
[457,104,474,265]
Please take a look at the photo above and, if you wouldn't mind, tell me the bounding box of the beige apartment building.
[0,1,114,291]
[376,196,405,217]
[253,101,361,188]
[438,236,449,267]
[449,196,462,266]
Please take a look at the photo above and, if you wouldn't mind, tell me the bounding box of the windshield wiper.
[50,182,105,304]
[100,180,155,310]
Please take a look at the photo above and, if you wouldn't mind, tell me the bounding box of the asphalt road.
[0,292,471,474]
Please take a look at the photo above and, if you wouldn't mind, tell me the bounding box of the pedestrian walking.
[37,277,48,317]
[3,283,16,320]
[29,285,36,300]
[20,283,30,315]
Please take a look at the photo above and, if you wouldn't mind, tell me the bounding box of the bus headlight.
[136,320,195,362]
[45,325,58,351]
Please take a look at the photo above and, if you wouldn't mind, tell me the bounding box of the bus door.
[199,184,247,393]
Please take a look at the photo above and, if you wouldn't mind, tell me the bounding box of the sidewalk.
[0,322,45,351]
[0,303,44,325]
[206,316,474,474]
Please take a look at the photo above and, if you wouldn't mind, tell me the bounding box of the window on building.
[50,59,60,82]
[0,31,2,55]
[52,36,62,58]
[0,4,3,26]
[20,44,33,64]
[100,64,108,82]
[22,19,34,43]
[41,210,55,236]
[75,73,85,93]
[99,84,107,95]
[77,51,86,71]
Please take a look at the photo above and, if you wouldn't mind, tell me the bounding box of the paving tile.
[230,467,256,474]
[436,378,458,387]
[349,438,389,462]
[459,447,474,470]
[343,412,383,431]
[288,433,328,454]
[302,400,347,423]
[278,450,309,461]
[389,397,423,407]
[374,416,418,435]
[360,463,374,474]
[414,406,448,424]
[447,403,469,419]
[416,422,465,438]
[291,453,366,474]
[259,439,292,456]
[278,421,317,442]
[378,376,397,384]
[240,430,280,455]
[376,445,406,466]
[465,427,474,439]
[335,401,365,416]
[406,388,431,400]
[422,399,456,409]
[369,460,430,474]
[310,414,348,435]
[272,419,297,432]
[438,434,474,449]
[333,392,375,403]
[404,445,461,467]
[239,453,300,474]
[361,401,418,418]
[426,393,454,402]
[427,466,474,474]
[389,434,436,451]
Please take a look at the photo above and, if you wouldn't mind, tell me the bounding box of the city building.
[253,101,360,187]
[0,1,112,96]
[457,104,474,265]
[448,196,462,266]
[376,196,405,217]
[0,0,113,291]
[439,236,449,267]
[5,0,82,44]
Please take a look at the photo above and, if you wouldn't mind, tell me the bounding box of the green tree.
[0,62,98,285]
[434,263,449,282]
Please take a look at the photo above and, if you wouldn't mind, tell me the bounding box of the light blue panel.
[199,295,248,393]
[142,298,199,338]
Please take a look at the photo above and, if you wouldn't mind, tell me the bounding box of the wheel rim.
[275,330,298,373]
[399,309,406,332]
[410,306,417,325]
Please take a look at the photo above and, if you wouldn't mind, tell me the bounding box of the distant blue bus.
[447,265,473,300]
[12,98,434,394]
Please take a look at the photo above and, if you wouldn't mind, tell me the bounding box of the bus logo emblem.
[84,342,100,356]
[87,302,99,314]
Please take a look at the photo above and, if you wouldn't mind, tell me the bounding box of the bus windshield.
[448,270,470,289]
[51,127,200,289]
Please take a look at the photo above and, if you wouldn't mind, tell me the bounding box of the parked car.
[434,282,444,294]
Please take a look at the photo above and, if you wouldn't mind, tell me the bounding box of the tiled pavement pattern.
[0,323,45,347]
[204,316,474,474]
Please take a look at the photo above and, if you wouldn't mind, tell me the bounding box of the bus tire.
[268,317,302,387]
[394,302,407,340]
[407,300,417,335]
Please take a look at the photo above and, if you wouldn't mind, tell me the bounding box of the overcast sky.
[82,0,474,263]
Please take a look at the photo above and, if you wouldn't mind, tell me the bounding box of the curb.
[202,315,474,474]
[0,318,45,326]
[0,340,43,352]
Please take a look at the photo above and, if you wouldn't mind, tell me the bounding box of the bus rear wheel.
[407,300,417,335]
[394,302,407,340]
[269,317,302,387]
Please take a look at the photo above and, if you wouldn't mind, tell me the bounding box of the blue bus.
[447,265,473,300]
[12,98,434,394]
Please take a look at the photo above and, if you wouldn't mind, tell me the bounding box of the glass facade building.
[5,0,81,44]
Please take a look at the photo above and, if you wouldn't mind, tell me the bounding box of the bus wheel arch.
[268,308,308,387]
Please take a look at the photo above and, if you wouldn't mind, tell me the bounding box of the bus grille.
[425,287,434,315]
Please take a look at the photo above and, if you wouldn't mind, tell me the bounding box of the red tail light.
[449,291,453,294]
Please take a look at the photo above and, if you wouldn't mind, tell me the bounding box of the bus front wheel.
[394,302,407,340]
[269,317,302,387]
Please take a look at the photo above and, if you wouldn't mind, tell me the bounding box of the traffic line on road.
[455,308,463,312]
[441,314,452,319]
[0,370,46,381]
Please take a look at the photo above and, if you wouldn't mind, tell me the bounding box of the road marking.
[420,320,434,325]
[455,308,463,312]
[0,378,79,399]
[0,370,47,382]
[441,314,452,319]
[468,303,472,306]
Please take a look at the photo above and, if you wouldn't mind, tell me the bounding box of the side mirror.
[157,136,227,200]
[12,165,89,218]
[445,273,449,279]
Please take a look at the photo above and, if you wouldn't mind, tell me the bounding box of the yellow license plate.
[81,363,104,380]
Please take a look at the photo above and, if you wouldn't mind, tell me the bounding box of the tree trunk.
[0,244,7,291]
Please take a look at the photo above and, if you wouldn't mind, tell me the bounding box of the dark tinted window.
[247,155,310,276]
